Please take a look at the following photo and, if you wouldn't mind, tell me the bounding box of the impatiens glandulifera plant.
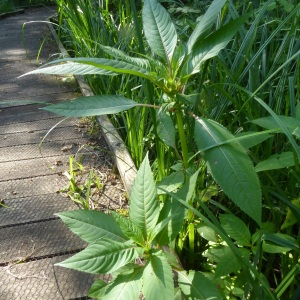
[55,155,223,299]
[55,154,288,299]
[23,0,300,298]
[25,0,264,225]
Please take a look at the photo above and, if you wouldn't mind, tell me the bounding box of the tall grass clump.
[54,0,155,169]
[25,0,300,298]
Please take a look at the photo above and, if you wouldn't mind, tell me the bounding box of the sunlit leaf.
[281,199,300,229]
[156,110,176,148]
[88,279,108,298]
[99,267,143,300]
[129,154,159,239]
[55,210,127,243]
[220,214,251,246]
[111,211,145,246]
[43,95,138,117]
[143,0,177,62]
[195,118,262,225]
[183,15,248,77]
[56,240,138,274]
[255,151,295,172]
[142,250,174,300]
[23,57,157,81]
[156,171,184,195]
[187,0,226,52]
[197,224,219,242]
[96,44,152,69]
[178,270,222,299]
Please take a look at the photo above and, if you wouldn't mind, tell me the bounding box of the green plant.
[26,0,264,222]
[24,0,300,297]
[0,0,55,13]
[0,0,16,13]
[62,156,103,210]
[55,155,223,299]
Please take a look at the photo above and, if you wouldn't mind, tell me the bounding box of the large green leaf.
[235,131,273,149]
[56,239,138,274]
[198,130,274,152]
[55,210,127,243]
[96,44,152,69]
[142,250,174,300]
[88,279,107,299]
[255,151,295,172]
[129,154,159,239]
[156,170,184,195]
[197,224,219,242]
[252,115,300,131]
[178,270,222,299]
[155,197,184,245]
[111,211,145,246]
[24,61,116,76]
[155,171,198,245]
[143,0,177,63]
[156,110,176,149]
[194,118,262,225]
[23,57,157,81]
[262,233,300,253]
[219,214,251,246]
[95,267,144,300]
[182,15,248,78]
[42,95,138,117]
[204,246,250,278]
[187,0,226,52]
[252,115,300,140]
[281,199,300,230]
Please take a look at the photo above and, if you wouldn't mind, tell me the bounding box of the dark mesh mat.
[0,116,76,133]
[0,193,75,227]
[0,219,86,264]
[0,6,123,299]
[0,255,111,300]
[0,126,90,148]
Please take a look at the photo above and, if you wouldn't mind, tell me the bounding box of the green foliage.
[26,0,261,223]
[27,0,300,297]
[178,270,222,299]
[43,95,139,117]
[61,156,103,209]
[56,155,221,299]
[0,0,54,14]
[194,118,261,224]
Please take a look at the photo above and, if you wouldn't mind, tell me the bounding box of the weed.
[61,156,104,210]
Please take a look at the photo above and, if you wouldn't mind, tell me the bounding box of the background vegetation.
[0,0,54,14]
[25,0,300,298]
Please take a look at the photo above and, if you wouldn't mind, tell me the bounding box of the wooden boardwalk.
[0,7,119,299]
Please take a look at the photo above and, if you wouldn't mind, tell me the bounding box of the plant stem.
[176,108,189,172]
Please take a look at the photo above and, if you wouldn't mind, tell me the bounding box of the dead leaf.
[55,160,63,166]
[61,145,72,152]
